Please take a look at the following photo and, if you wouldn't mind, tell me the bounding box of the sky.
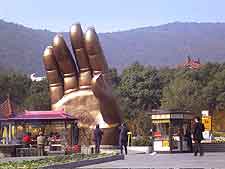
[1,0,225,33]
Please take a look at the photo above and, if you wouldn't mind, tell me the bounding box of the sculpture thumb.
[91,73,107,99]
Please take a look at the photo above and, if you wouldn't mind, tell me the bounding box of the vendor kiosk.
[150,110,194,153]
[0,110,77,156]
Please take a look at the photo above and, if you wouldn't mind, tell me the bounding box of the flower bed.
[212,137,225,143]
[0,153,115,169]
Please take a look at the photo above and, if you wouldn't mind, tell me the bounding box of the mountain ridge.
[0,19,225,74]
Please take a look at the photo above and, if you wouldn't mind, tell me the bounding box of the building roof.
[177,56,201,69]
[147,109,193,115]
[9,110,76,121]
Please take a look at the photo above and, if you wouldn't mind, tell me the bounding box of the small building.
[177,56,201,69]
[0,110,77,157]
[149,109,194,153]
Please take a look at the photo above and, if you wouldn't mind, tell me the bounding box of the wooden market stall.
[0,110,77,156]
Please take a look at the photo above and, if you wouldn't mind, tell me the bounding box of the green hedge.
[213,132,225,137]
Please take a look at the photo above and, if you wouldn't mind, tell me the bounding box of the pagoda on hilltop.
[178,56,201,69]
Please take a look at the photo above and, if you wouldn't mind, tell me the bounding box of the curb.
[40,154,124,169]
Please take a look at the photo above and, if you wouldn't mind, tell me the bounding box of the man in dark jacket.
[119,123,129,155]
[72,121,79,145]
[193,117,205,156]
[94,124,103,153]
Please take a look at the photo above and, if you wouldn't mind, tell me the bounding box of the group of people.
[91,123,129,155]
[22,131,54,156]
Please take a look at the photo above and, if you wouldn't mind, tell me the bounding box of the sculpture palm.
[42,24,122,145]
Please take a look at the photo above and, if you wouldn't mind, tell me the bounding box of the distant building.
[30,73,45,82]
[178,56,201,69]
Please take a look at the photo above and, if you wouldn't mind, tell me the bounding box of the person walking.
[93,124,103,153]
[119,123,129,155]
[72,121,79,145]
[37,132,45,156]
[193,117,205,156]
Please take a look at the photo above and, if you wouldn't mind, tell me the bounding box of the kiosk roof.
[9,110,77,120]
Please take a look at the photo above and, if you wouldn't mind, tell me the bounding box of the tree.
[126,112,151,136]
[201,69,225,112]
[0,71,51,112]
[161,76,204,114]
[0,71,31,110]
[23,80,51,110]
[108,68,121,89]
[161,62,225,116]
[111,62,162,136]
[118,62,162,118]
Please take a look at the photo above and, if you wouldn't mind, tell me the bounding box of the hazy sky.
[1,0,225,32]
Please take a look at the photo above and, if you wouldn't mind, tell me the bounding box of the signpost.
[202,116,212,131]
[201,110,212,140]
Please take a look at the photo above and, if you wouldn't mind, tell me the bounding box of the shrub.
[132,136,152,146]
[213,132,225,137]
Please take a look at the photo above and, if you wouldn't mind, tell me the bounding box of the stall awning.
[10,110,76,120]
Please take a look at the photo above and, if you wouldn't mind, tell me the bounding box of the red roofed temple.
[0,97,78,156]
[178,56,202,69]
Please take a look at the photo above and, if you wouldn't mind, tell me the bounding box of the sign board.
[201,110,209,116]
[202,116,212,131]
[162,140,169,147]
[171,114,183,119]
[152,114,170,120]
[153,131,161,137]
[183,114,194,119]
[154,140,170,151]
[152,119,170,124]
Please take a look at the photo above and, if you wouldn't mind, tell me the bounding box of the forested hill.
[1,19,225,74]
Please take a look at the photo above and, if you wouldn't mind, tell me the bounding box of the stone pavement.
[81,152,225,168]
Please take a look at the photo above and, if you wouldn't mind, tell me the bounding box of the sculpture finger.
[53,34,79,94]
[91,73,105,99]
[92,74,122,124]
[70,24,92,89]
[84,28,109,75]
[43,46,63,106]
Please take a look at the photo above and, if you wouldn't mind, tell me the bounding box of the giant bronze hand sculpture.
[42,24,122,145]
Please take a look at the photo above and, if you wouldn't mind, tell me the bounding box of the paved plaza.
[81,152,225,168]
[0,152,224,168]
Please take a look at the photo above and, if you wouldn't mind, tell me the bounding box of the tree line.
[111,62,225,134]
[0,71,50,111]
[0,61,224,133]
